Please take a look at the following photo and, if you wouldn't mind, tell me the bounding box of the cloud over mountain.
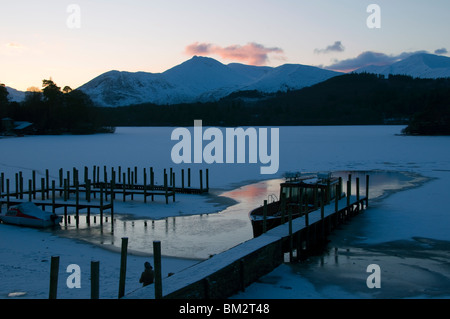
[185,42,284,66]
[314,41,345,54]
[325,50,428,72]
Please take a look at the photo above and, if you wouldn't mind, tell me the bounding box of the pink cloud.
[185,42,284,65]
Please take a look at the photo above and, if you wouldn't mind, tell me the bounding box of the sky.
[1,0,450,91]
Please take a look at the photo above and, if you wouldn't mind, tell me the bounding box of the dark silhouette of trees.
[1,79,113,135]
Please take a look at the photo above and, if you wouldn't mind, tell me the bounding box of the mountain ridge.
[77,56,343,107]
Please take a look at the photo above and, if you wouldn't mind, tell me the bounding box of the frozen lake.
[1,125,449,299]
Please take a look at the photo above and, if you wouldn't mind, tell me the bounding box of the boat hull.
[0,202,62,228]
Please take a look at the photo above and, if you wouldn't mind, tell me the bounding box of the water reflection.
[55,171,423,260]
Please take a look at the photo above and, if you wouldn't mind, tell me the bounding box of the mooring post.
[91,261,100,299]
[14,173,18,199]
[6,179,10,208]
[41,178,45,201]
[164,172,168,204]
[28,180,32,202]
[52,181,56,214]
[86,179,91,202]
[153,240,163,299]
[0,172,4,194]
[335,184,339,213]
[100,185,104,225]
[356,177,360,213]
[75,181,80,227]
[280,192,286,224]
[58,168,63,189]
[206,169,209,191]
[181,169,185,191]
[188,168,191,188]
[32,170,36,199]
[19,172,23,200]
[366,175,370,207]
[46,169,50,198]
[200,169,203,192]
[118,237,128,299]
[263,199,268,234]
[49,256,60,299]
[172,172,176,202]
[143,168,147,203]
[288,205,293,262]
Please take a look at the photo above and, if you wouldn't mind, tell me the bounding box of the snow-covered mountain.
[5,86,26,102]
[78,56,342,107]
[354,53,450,79]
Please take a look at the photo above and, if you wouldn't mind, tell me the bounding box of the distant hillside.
[95,73,450,134]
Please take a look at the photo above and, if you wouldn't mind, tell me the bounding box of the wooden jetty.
[126,174,369,300]
[0,166,210,227]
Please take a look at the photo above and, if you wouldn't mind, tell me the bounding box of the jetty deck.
[126,175,369,299]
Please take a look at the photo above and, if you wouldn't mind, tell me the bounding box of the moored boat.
[249,172,342,237]
[0,202,62,228]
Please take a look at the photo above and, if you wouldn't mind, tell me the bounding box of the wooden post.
[111,168,116,200]
[86,179,91,202]
[335,184,339,212]
[164,172,168,204]
[122,172,126,202]
[75,181,80,227]
[19,172,23,200]
[0,172,4,193]
[366,175,370,207]
[153,240,163,299]
[356,177,360,213]
[169,167,173,186]
[206,168,209,191]
[188,168,191,187]
[100,185,104,225]
[143,168,147,203]
[118,237,128,299]
[14,173,18,199]
[91,261,100,299]
[199,170,203,192]
[181,169,185,191]
[6,179,10,208]
[134,166,138,184]
[280,192,286,224]
[263,200,268,234]
[52,181,56,215]
[59,168,63,189]
[33,170,37,199]
[46,169,49,198]
[49,256,60,299]
[288,204,293,262]
[28,180,32,202]
[172,172,176,202]
[41,178,45,201]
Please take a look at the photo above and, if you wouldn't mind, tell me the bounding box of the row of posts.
[0,166,210,203]
[49,238,163,299]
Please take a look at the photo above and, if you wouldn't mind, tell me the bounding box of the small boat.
[0,202,62,228]
[249,172,342,237]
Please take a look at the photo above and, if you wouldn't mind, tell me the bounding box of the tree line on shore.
[0,79,113,135]
[1,73,449,135]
